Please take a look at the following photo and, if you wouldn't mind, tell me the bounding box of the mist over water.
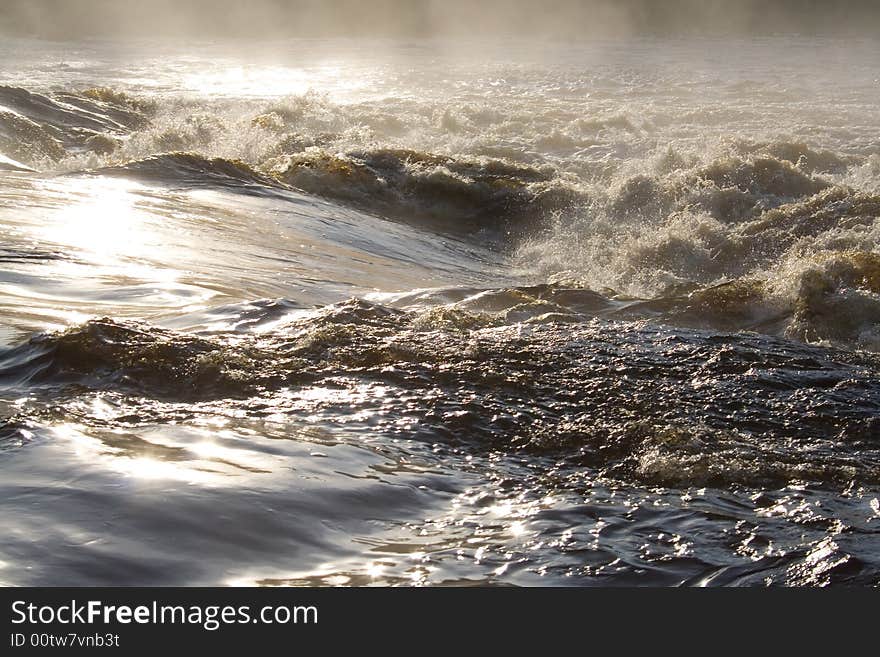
[0,3,879,586]
[3,1,880,38]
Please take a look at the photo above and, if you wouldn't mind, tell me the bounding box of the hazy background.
[1,0,879,40]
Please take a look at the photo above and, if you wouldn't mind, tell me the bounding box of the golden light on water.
[14,176,221,325]
[184,65,313,98]
[39,177,153,262]
[50,421,280,485]
[181,64,367,99]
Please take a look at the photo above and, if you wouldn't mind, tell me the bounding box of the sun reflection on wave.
[180,64,365,99]
[49,421,280,485]
[10,176,222,327]
[183,66,313,98]
[38,177,154,262]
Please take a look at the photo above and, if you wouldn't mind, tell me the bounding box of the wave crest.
[272,147,583,231]
[93,152,283,191]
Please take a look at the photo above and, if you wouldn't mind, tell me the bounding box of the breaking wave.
[94,152,283,192]
[0,85,150,165]
[271,147,581,232]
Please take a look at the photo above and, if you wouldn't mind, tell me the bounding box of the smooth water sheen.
[1,37,879,586]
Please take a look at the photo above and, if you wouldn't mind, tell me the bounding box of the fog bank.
[1,0,879,40]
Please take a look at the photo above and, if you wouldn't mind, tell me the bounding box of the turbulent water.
[1,36,879,586]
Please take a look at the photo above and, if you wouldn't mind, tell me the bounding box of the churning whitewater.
[1,37,879,586]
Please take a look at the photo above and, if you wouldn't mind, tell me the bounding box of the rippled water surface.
[1,37,879,586]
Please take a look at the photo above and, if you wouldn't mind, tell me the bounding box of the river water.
[1,36,879,585]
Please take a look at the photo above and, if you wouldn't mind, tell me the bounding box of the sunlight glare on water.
[38,177,154,263]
